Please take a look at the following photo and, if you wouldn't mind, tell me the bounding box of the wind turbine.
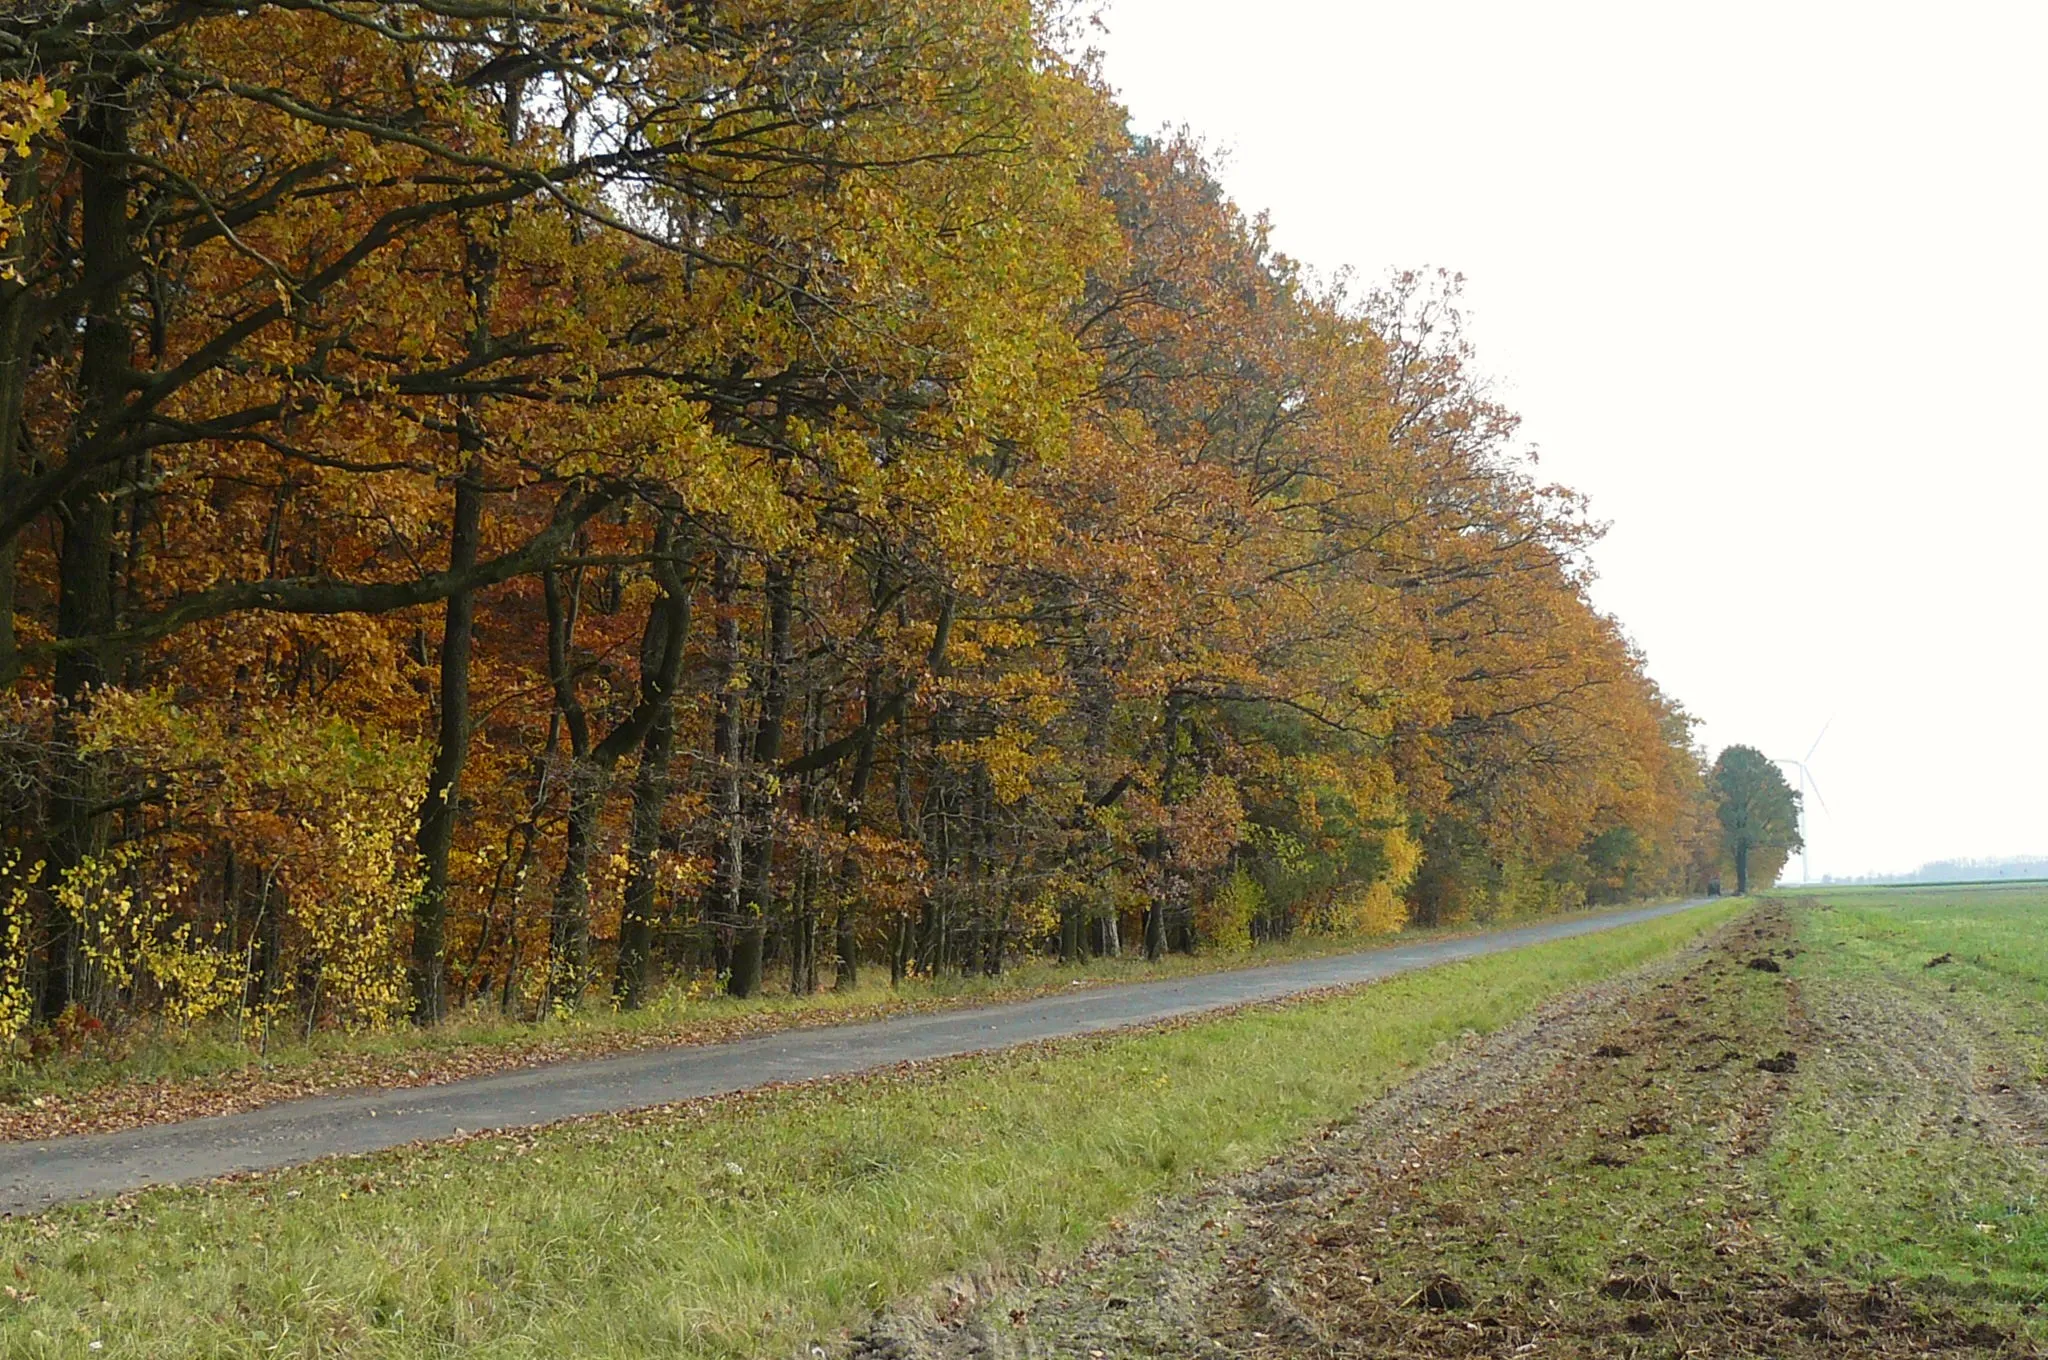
[1776,720,1832,883]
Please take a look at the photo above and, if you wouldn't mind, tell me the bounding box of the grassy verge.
[0,898,1691,1138]
[0,901,1736,1358]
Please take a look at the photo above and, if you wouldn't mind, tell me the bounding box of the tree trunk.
[615,694,676,1008]
[42,90,133,1021]
[409,468,482,1023]
[832,673,883,990]
[890,699,915,988]
[699,551,743,980]
[1143,901,1167,961]
[890,912,913,987]
[789,855,816,996]
[788,689,826,996]
[541,523,689,1012]
[408,205,507,1024]
[616,530,692,1007]
[0,141,41,688]
[1144,698,1185,963]
[728,563,793,998]
[547,758,604,999]
[1734,841,1749,895]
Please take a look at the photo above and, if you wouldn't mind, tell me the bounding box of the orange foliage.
[0,3,1714,1038]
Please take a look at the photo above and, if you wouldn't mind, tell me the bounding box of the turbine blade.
[1804,768,1831,817]
[1804,717,1833,764]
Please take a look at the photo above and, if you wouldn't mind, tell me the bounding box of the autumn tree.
[0,8,1719,1045]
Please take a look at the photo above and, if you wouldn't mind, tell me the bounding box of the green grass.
[1783,882,2048,1076]
[1762,886,2048,1306]
[0,901,1736,1359]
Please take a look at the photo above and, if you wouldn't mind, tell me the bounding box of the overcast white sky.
[1090,0,2048,880]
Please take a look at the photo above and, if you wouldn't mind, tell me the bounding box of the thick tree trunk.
[724,883,764,997]
[409,469,483,1023]
[42,91,132,1021]
[409,206,506,1024]
[1734,841,1750,895]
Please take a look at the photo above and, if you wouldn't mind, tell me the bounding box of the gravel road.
[0,898,1711,1215]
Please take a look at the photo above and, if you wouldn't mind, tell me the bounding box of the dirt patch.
[1802,955,2048,1157]
[854,906,2046,1359]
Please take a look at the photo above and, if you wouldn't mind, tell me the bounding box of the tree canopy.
[1,0,1722,1040]
[1712,746,1803,893]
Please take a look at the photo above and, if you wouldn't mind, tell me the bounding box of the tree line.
[0,0,1727,1040]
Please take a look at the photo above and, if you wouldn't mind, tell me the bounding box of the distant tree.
[1712,746,1802,893]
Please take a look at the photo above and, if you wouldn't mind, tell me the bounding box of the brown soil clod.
[1756,1050,1798,1074]
[1747,956,1783,973]
[1592,1043,1631,1059]
[1405,1275,1472,1312]
[1961,1320,2014,1348]
[1925,952,1954,968]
